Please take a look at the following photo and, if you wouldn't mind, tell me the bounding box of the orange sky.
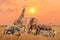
[0,0,60,25]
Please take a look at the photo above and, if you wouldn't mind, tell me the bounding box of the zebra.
[30,24,56,37]
[36,24,56,37]
[3,25,25,36]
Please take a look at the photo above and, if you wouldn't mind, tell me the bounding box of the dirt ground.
[0,25,60,40]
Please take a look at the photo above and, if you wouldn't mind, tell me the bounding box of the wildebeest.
[27,18,38,35]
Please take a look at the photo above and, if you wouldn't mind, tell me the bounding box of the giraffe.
[14,6,25,25]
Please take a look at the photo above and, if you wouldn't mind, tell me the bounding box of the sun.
[27,6,38,15]
[30,7,35,13]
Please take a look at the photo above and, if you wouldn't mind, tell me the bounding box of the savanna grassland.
[0,25,60,40]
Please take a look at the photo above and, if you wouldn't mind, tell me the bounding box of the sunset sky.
[0,0,60,25]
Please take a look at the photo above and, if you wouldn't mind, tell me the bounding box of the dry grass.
[0,25,60,40]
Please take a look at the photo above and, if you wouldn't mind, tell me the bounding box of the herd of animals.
[1,6,56,38]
